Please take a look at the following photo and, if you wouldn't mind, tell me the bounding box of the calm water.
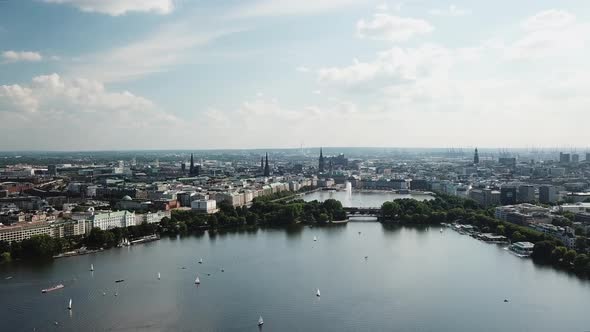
[1,223,589,332]
[302,190,433,207]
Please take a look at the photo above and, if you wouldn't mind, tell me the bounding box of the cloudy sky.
[0,0,589,151]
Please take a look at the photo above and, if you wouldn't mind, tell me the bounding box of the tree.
[563,249,578,266]
[318,213,329,224]
[496,225,505,236]
[550,246,568,265]
[532,241,555,262]
[575,237,588,252]
[573,254,589,274]
[512,231,526,242]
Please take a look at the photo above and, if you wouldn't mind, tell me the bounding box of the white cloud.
[0,73,182,149]
[356,13,433,42]
[296,66,310,73]
[42,0,174,16]
[69,23,239,82]
[429,5,471,17]
[2,51,43,63]
[521,9,575,31]
[507,9,589,59]
[318,45,452,88]
[227,0,363,18]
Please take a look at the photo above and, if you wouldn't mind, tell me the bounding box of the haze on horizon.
[1,0,589,151]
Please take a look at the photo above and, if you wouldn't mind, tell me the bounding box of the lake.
[302,190,434,207]
[1,223,589,331]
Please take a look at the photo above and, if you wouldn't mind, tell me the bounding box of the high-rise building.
[318,148,325,173]
[539,185,558,204]
[518,185,535,203]
[473,148,479,164]
[500,186,517,205]
[499,157,516,167]
[559,152,571,163]
[189,153,195,175]
[572,154,579,163]
[264,153,270,176]
[48,164,57,176]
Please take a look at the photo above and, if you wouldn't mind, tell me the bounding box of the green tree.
[532,241,555,262]
[563,249,578,266]
[573,254,589,274]
[550,246,568,265]
[512,231,526,242]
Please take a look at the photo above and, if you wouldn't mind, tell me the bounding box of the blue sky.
[1,0,589,150]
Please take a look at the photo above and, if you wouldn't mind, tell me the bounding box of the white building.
[90,210,135,230]
[135,210,171,224]
[191,199,218,214]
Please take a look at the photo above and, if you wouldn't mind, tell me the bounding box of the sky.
[0,0,589,151]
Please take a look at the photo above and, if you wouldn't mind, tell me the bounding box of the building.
[135,210,171,224]
[318,148,325,173]
[499,157,516,167]
[518,185,536,203]
[0,219,85,243]
[500,186,517,205]
[559,203,590,214]
[572,154,580,163]
[469,189,500,207]
[473,148,479,164]
[539,185,558,204]
[587,153,590,162]
[90,210,135,230]
[191,200,218,214]
[559,152,571,163]
[264,153,270,177]
[565,192,590,203]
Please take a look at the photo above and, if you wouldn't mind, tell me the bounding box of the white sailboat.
[258,316,264,326]
[158,272,161,280]
[199,258,203,264]
[195,276,200,284]
[67,299,72,310]
[313,236,317,242]
[90,264,94,271]
[316,288,321,297]
[440,228,443,233]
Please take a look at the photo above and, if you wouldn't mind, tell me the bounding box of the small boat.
[358,232,361,235]
[115,279,125,283]
[41,284,64,293]
[207,273,211,276]
[504,299,509,303]
[158,272,161,280]
[316,288,321,297]
[114,292,118,296]
[313,236,317,242]
[4,276,13,280]
[180,267,187,270]
[258,316,264,326]
[90,264,94,271]
[221,268,224,272]
[199,258,203,264]
[364,256,368,259]
[102,292,106,296]
[440,228,443,233]
[67,299,72,310]
[195,276,200,284]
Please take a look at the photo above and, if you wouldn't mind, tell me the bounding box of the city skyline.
[2,0,590,150]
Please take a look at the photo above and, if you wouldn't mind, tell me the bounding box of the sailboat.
[316,288,321,297]
[158,272,161,280]
[195,276,200,284]
[199,258,203,264]
[67,299,72,310]
[313,236,317,242]
[90,264,94,271]
[440,228,443,233]
[258,316,264,326]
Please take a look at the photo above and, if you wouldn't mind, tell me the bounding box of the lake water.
[1,223,589,332]
[302,190,433,207]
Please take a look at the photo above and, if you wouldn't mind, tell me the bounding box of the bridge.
[344,207,382,219]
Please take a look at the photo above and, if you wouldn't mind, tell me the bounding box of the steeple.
[318,147,325,173]
[474,148,479,165]
[264,153,270,176]
[189,153,195,175]
[260,156,264,172]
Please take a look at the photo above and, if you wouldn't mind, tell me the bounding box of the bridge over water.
[344,207,382,220]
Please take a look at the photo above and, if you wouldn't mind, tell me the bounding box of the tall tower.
[260,156,264,173]
[319,148,325,173]
[474,148,479,164]
[189,153,195,175]
[264,153,270,176]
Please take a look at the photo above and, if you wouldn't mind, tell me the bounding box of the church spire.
[264,152,270,176]
[474,148,479,165]
[318,147,325,173]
